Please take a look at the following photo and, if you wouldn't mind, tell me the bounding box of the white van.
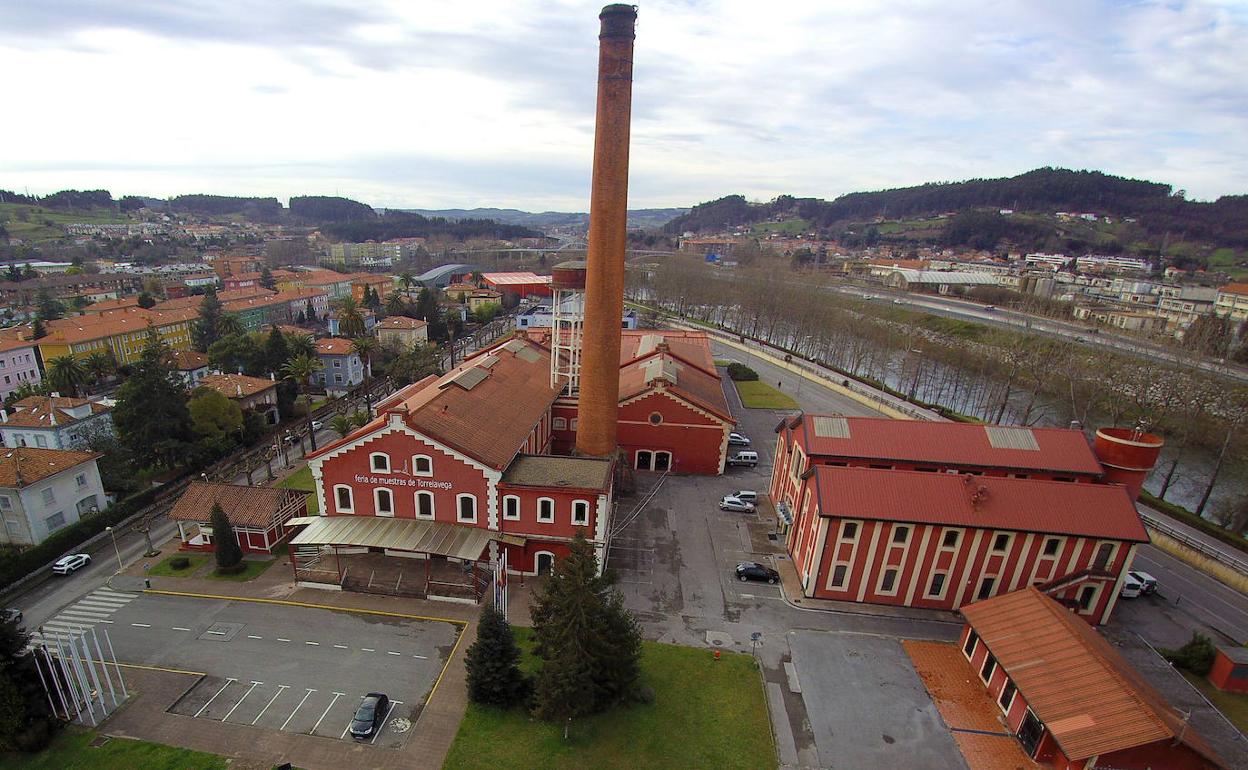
[726,450,759,468]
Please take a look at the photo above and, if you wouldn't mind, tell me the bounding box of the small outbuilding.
[169,482,306,554]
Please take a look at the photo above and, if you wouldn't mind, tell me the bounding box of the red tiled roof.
[0,447,100,487]
[619,329,717,373]
[1218,283,1248,297]
[38,306,199,345]
[315,338,356,355]
[168,481,303,527]
[313,337,558,470]
[962,588,1224,766]
[618,353,732,422]
[153,288,274,311]
[173,350,209,371]
[377,316,428,330]
[810,465,1149,542]
[785,414,1104,476]
[197,373,276,399]
[3,396,112,428]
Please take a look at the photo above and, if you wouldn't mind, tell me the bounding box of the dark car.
[349,692,390,739]
[1,608,22,626]
[735,562,779,584]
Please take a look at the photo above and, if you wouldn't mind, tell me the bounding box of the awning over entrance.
[290,516,498,561]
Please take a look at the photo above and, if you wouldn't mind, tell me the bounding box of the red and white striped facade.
[771,414,1152,624]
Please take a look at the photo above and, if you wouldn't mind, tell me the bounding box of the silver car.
[720,495,756,513]
[52,553,90,575]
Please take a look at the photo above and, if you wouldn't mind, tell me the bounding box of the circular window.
[648,412,663,425]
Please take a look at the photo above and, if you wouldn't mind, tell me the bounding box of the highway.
[827,281,1248,383]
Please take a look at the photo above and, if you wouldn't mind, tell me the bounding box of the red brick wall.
[617,390,728,475]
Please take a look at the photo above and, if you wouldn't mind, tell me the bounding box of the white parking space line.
[277,638,292,642]
[173,626,191,631]
[370,700,401,745]
[223,681,263,722]
[310,692,344,735]
[131,623,151,628]
[252,684,290,725]
[342,696,368,739]
[412,654,427,659]
[361,648,375,652]
[248,635,263,639]
[333,644,348,649]
[387,651,401,656]
[282,689,316,731]
[194,678,237,718]
[206,630,227,636]
[305,641,320,646]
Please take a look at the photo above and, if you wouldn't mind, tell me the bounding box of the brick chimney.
[575,4,637,458]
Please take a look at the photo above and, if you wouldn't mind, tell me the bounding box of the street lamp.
[105,526,123,572]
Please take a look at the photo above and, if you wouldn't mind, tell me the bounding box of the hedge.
[0,483,174,591]
[1139,490,1248,556]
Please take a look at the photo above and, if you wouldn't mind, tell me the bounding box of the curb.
[140,588,469,625]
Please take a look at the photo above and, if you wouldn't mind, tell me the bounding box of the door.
[654,451,671,472]
[535,552,554,576]
[636,450,653,471]
[1017,709,1044,757]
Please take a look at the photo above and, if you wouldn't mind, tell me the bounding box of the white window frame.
[925,571,949,600]
[839,520,860,543]
[990,531,1013,555]
[537,497,555,524]
[369,452,391,473]
[1092,541,1118,569]
[940,528,963,551]
[457,493,477,523]
[333,484,354,513]
[552,417,567,430]
[502,494,521,521]
[41,487,55,505]
[998,678,1018,714]
[374,488,394,517]
[828,563,850,590]
[891,525,910,545]
[1077,583,1103,615]
[1041,536,1064,558]
[75,473,87,488]
[415,490,435,519]
[976,575,997,601]
[571,500,589,526]
[876,567,901,597]
[412,454,434,477]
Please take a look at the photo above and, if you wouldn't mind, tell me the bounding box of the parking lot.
[53,591,461,752]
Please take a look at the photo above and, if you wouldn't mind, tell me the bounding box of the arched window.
[457,494,477,523]
[370,452,390,473]
[412,454,433,477]
[502,495,520,521]
[374,488,394,517]
[552,417,567,430]
[415,491,435,519]
[333,485,354,513]
[571,500,589,526]
[537,497,555,523]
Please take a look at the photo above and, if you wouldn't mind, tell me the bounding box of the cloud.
[0,0,1244,208]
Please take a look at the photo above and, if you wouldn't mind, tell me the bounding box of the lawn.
[278,465,318,514]
[751,218,809,236]
[734,379,799,410]
[1182,672,1248,733]
[444,631,774,770]
[0,729,227,770]
[146,552,210,577]
[713,359,732,367]
[205,557,278,582]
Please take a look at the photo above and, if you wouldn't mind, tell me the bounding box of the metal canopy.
[289,516,500,561]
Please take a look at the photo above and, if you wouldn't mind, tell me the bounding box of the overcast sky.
[1,0,1246,211]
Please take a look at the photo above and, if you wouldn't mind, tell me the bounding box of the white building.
[0,395,115,449]
[0,447,106,546]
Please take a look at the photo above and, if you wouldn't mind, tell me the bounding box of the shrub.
[726,362,759,381]
[170,557,191,570]
[632,684,656,704]
[1161,632,1217,676]
[214,562,247,576]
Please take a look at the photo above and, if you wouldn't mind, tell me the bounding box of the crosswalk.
[27,587,136,648]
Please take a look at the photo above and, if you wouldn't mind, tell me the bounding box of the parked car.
[735,562,779,584]
[732,490,758,503]
[726,450,758,468]
[349,692,390,739]
[720,495,756,513]
[0,608,22,626]
[1120,571,1158,599]
[728,432,751,446]
[984,305,996,311]
[892,299,904,305]
[52,554,90,575]
[311,420,324,432]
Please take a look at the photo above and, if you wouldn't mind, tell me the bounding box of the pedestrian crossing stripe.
[25,588,137,650]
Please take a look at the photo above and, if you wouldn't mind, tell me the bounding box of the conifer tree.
[211,502,243,572]
[194,288,223,351]
[465,604,526,707]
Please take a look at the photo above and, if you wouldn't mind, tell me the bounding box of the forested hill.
[321,212,542,242]
[664,168,1248,248]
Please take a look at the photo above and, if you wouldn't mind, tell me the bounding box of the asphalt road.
[711,341,886,418]
[32,592,459,750]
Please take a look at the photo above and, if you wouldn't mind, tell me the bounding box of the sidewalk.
[773,549,962,626]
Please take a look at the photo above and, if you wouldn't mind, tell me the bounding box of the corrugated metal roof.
[962,588,1224,766]
[290,515,494,561]
[984,425,1040,451]
[502,454,613,490]
[812,415,850,438]
[791,414,1103,476]
[811,466,1149,542]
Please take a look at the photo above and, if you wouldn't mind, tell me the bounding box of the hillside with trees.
[322,211,542,242]
[169,194,284,220]
[664,168,1248,256]
[289,195,375,223]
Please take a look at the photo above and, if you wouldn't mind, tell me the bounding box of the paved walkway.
[904,640,1038,770]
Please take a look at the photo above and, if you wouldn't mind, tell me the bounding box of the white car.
[1120,571,1157,599]
[732,490,758,503]
[52,554,91,575]
[311,420,324,431]
[728,432,751,447]
[720,495,756,513]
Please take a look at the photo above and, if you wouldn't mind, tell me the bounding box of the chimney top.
[600,4,638,39]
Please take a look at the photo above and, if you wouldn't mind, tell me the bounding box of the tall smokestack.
[576,4,636,458]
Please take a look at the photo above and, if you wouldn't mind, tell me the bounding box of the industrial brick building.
[772,414,1159,624]
[959,588,1225,768]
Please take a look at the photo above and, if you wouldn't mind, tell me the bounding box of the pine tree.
[0,607,57,751]
[29,317,46,341]
[264,325,290,375]
[211,502,243,573]
[465,604,527,707]
[305,299,316,324]
[260,266,276,290]
[112,326,194,469]
[194,288,223,351]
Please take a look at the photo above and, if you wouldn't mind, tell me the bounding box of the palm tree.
[330,413,354,438]
[284,331,316,360]
[47,354,88,397]
[282,353,325,451]
[216,313,245,337]
[384,291,407,316]
[400,272,415,292]
[470,270,484,287]
[335,297,365,338]
[82,350,117,387]
[351,336,378,380]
